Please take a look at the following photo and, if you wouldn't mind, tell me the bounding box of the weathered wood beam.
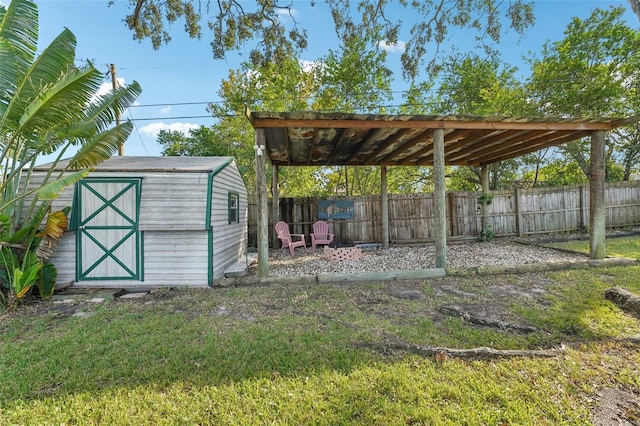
[358,128,414,163]
[250,117,616,131]
[471,131,591,165]
[255,129,269,277]
[432,130,591,167]
[343,128,391,163]
[368,129,431,164]
[306,129,322,165]
[316,268,446,283]
[325,128,348,165]
[400,129,496,165]
[446,129,532,163]
[381,166,389,249]
[433,128,447,269]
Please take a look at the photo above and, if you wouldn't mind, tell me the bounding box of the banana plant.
[0,0,142,306]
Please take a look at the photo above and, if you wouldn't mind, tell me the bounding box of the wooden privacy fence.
[247,181,640,248]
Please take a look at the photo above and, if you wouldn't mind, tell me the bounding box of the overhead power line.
[129,115,215,121]
[129,101,216,108]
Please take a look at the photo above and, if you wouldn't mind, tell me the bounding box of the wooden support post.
[255,129,269,277]
[590,130,606,259]
[272,164,280,249]
[381,166,389,249]
[433,129,446,268]
[110,63,123,156]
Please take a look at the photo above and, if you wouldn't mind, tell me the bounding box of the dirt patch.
[592,387,640,426]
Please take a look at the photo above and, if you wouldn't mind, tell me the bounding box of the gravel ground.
[261,239,589,277]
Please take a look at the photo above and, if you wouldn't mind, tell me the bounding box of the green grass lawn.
[1,241,640,424]
[547,234,640,259]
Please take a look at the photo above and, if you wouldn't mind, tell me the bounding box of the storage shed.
[34,156,248,288]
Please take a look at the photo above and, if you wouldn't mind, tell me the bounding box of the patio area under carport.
[245,109,640,278]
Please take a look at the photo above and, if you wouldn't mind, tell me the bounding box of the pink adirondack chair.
[311,220,334,249]
[275,221,307,256]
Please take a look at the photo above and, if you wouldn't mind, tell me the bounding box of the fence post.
[515,187,523,237]
[580,183,588,231]
[448,192,457,237]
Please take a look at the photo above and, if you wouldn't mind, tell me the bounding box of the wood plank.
[317,268,446,283]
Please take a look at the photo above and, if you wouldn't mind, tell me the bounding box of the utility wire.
[127,110,150,155]
[130,115,215,121]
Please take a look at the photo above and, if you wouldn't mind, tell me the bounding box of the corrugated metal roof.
[247,111,639,167]
[35,156,235,172]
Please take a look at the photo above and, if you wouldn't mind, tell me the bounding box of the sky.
[10,0,640,158]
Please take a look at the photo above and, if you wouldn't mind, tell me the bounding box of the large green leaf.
[36,169,91,200]
[13,262,41,299]
[0,0,38,99]
[69,124,134,169]
[81,81,142,135]
[9,201,50,244]
[4,29,82,136]
[16,66,103,140]
[38,261,57,300]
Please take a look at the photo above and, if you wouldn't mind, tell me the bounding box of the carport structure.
[246,109,639,277]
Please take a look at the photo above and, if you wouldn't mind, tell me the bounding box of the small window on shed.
[228,192,239,224]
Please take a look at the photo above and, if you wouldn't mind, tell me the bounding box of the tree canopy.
[115,0,535,80]
[154,4,640,194]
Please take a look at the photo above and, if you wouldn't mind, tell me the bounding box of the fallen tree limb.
[295,308,563,360]
[605,287,640,318]
[438,305,541,334]
[359,342,564,360]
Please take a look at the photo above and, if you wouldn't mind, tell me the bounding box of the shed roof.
[35,156,235,173]
[247,111,639,167]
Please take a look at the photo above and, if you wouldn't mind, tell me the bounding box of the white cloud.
[96,78,125,97]
[139,122,199,139]
[300,59,324,73]
[89,78,126,105]
[277,7,298,18]
[377,40,406,54]
[160,105,171,114]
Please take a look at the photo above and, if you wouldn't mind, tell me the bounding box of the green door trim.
[80,181,137,227]
[75,178,143,281]
[79,228,138,278]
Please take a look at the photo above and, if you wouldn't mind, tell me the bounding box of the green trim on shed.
[206,157,234,287]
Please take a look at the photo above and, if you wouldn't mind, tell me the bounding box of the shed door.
[76,178,141,281]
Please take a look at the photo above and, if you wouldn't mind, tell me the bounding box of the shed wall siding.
[210,162,248,279]
[135,172,210,230]
[141,231,209,285]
